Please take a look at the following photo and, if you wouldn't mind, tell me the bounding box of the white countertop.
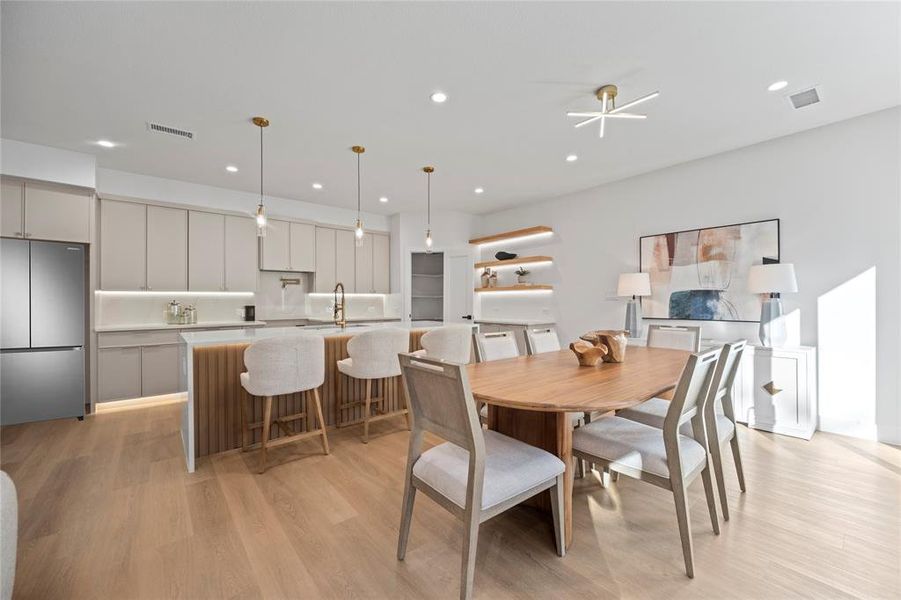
[475,318,555,326]
[305,316,402,323]
[179,320,446,346]
[95,321,267,333]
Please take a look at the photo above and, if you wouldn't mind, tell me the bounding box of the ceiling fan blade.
[574,115,602,128]
[567,112,602,117]
[609,91,660,114]
[602,113,647,119]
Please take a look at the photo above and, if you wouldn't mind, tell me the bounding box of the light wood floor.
[2,403,899,599]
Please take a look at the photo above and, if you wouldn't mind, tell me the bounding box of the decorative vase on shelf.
[489,271,498,288]
[480,268,491,288]
[515,267,530,285]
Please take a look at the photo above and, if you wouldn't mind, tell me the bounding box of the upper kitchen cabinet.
[224,215,258,291]
[100,199,147,290]
[146,206,187,291]
[355,232,374,293]
[259,219,291,271]
[314,227,337,293]
[188,211,225,291]
[24,182,92,243]
[335,229,356,290]
[1,179,24,238]
[372,233,390,293]
[2,178,91,243]
[289,222,316,272]
[260,219,316,272]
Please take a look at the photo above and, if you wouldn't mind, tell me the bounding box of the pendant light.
[352,145,365,247]
[252,116,270,237]
[422,166,435,253]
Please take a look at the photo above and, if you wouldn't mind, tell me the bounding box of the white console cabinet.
[731,345,817,440]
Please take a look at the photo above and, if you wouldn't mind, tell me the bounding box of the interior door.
[0,238,30,349]
[445,250,473,324]
[30,241,85,348]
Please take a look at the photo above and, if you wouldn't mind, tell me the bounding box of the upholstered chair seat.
[409,324,473,364]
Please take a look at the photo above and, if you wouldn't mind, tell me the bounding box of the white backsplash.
[95,292,253,328]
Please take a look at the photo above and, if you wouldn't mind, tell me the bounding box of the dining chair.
[523,327,561,354]
[411,324,473,364]
[240,335,330,474]
[337,327,412,443]
[473,330,519,362]
[572,347,721,578]
[397,353,566,600]
[647,324,702,352]
[1,471,16,600]
[618,340,747,520]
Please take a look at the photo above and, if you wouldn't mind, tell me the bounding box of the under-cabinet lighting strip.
[95,290,255,297]
[476,260,553,270]
[307,293,388,298]
[475,231,554,247]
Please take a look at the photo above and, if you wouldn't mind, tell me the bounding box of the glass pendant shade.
[354,218,364,247]
[425,228,433,253]
[255,204,267,237]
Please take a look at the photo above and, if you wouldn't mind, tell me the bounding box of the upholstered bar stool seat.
[409,324,473,364]
[336,327,411,443]
[240,335,330,474]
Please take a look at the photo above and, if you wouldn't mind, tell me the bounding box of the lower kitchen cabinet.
[140,344,181,397]
[98,346,142,402]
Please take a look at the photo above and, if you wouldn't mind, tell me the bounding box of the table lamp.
[617,272,651,338]
[747,263,798,347]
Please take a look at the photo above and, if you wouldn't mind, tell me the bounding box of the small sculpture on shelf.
[580,330,628,363]
[515,267,530,284]
[569,340,608,367]
[495,251,517,261]
[489,270,498,288]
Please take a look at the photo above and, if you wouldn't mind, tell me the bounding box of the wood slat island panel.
[192,329,426,457]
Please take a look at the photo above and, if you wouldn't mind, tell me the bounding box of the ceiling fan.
[567,84,659,138]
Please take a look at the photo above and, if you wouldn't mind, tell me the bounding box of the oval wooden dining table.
[466,345,691,549]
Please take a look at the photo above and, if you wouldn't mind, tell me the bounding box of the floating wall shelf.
[468,225,553,246]
[474,285,553,293]
[474,255,553,270]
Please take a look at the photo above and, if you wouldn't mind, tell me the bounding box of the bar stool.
[337,328,411,443]
[411,324,473,364]
[240,335,329,474]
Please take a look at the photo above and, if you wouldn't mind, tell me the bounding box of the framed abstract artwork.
[639,219,780,322]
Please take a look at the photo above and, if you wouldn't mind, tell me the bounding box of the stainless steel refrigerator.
[1,238,86,425]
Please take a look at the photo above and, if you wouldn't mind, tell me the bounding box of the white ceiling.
[2,1,898,215]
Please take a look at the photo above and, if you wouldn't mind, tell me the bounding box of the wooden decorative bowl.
[569,340,608,367]
[580,330,628,363]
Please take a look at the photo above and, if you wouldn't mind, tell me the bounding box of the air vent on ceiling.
[146,121,194,140]
[788,87,821,110]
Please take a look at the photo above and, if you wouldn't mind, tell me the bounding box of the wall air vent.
[788,87,821,109]
[146,122,194,140]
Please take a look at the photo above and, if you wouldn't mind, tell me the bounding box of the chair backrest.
[663,347,721,439]
[708,340,746,422]
[399,354,484,457]
[420,325,473,364]
[474,331,519,362]
[647,325,702,352]
[346,327,410,377]
[524,327,561,355]
[243,334,325,396]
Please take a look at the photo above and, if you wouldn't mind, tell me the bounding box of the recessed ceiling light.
[767,80,788,92]
[312,183,323,190]
[474,187,484,194]
[430,91,448,103]
[379,196,389,203]
[225,165,238,173]
[96,140,116,148]
[566,154,578,162]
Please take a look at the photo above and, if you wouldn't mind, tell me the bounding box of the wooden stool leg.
[240,394,250,452]
[363,379,372,444]
[259,396,273,474]
[312,388,329,455]
[401,376,412,430]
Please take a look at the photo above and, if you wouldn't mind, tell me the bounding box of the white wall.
[0,138,96,188]
[476,107,901,444]
[96,168,390,231]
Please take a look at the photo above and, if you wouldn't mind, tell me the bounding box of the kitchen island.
[178,322,443,471]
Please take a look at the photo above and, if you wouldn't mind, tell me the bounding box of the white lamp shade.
[617,272,651,297]
[747,263,798,293]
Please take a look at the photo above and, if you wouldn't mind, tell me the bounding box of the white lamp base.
[624,299,642,338]
[759,298,787,347]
